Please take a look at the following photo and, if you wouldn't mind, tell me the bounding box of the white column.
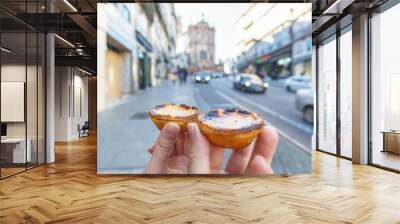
[312,45,317,150]
[97,4,107,112]
[352,14,369,164]
[46,32,55,163]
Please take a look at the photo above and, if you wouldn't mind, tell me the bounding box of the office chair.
[79,121,90,138]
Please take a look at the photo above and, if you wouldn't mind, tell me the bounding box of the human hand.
[144,122,278,174]
[185,123,278,174]
[143,123,191,174]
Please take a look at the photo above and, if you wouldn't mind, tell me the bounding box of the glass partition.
[1,31,28,177]
[0,1,46,179]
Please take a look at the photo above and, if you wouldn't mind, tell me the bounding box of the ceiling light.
[323,0,341,14]
[63,0,78,12]
[323,0,354,15]
[1,47,11,53]
[54,34,75,48]
[78,67,93,76]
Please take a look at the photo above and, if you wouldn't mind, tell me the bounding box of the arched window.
[200,50,207,60]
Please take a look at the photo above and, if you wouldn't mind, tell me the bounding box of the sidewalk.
[98,81,196,174]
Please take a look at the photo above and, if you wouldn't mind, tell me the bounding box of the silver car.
[295,88,314,124]
[285,75,311,92]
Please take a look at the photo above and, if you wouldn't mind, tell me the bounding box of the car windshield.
[198,73,209,77]
[241,76,251,81]
[242,75,262,84]
[293,75,310,81]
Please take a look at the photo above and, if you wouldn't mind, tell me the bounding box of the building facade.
[186,20,215,71]
[234,3,312,78]
[97,3,177,111]
[97,3,136,112]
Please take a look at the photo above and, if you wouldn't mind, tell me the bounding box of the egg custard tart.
[149,103,199,132]
[198,108,264,149]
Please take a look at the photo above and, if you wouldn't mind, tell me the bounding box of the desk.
[381,131,400,155]
[1,138,31,163]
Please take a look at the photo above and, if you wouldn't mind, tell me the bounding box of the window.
[340,28,352,158]
[371,3,400,171]
[317,36,337,154]
[200,50,207,60]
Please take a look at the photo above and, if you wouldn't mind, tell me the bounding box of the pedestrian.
[177,68,184,85]
[183,68,188,83]
[171,72,177,84]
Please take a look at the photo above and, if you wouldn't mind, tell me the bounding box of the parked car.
[263,76,272,83]
[233,73,268,93]
[295,88,314,124]
[229,74,238,81]
[284,75,311,92]
[194,72,211,83]
[211,72,223,79]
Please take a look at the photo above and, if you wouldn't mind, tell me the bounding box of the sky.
[174,3,250,62]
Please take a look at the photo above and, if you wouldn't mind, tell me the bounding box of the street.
[194,77,313,149]
[98,76,312,174]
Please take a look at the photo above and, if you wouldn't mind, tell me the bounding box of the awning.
[135,30,153,53]
[270,45,291,62]
[256,54,272,64]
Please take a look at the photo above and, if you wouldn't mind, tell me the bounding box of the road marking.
[216,89,310,154]
[214,85,314,134]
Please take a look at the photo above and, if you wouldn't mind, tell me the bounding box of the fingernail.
[163,122,180,136]
[254,155,266,163]
[187,123,197,139]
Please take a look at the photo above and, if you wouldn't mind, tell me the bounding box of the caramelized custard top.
[150,103,198,118]
[200,108,263,130]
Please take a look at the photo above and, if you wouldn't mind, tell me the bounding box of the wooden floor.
[0,135,400,224]
[1,167,26,178]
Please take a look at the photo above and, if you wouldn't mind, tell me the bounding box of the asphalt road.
[191,77,313,151]
[189,76,313,173]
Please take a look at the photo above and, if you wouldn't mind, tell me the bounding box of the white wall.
[1,65,33,138]
[55,66,69,141]
[54,67,89,141]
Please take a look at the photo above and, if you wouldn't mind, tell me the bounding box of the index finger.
[253,126,278,164]
[143,123,180,174]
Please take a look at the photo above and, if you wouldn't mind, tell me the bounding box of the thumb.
[187,123,210,174]
[144,123,180,174]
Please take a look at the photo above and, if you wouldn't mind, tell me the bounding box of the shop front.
[268,46,292,79]
[136,31,153,90]
[292,36,312,76]
[255,54,271,78]
[255,46,292,79]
